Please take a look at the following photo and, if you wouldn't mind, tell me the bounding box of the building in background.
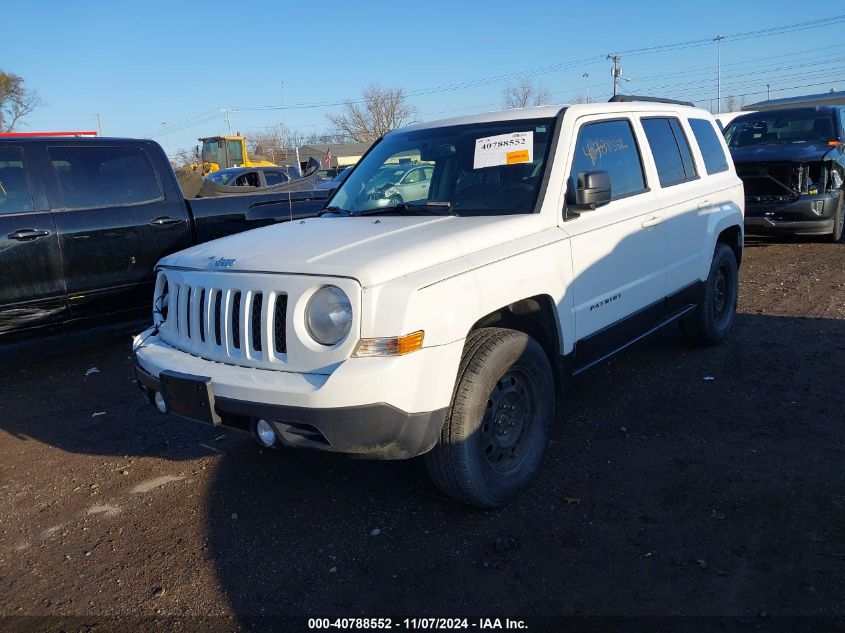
[298,142,372,173]
[744,90,845,111]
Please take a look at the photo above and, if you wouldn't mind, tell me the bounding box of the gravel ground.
[0,237,843,632]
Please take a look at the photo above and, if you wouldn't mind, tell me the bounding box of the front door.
[0,144,66,336]
[561,117,668,370]
[46,143,192,318]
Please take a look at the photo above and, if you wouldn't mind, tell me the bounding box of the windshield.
[329,117,557,216]
[725,110,838,147]
[205,170,230,184]
[201,139,221,164]
[330,166,352,185]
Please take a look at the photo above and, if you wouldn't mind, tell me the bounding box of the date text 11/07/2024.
[307,618,528,630]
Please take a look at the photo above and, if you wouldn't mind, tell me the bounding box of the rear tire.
[424,328,554,509]
[679,242,739,346]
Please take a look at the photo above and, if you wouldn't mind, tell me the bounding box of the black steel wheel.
[679,242,739,346]
[425,328,554,508]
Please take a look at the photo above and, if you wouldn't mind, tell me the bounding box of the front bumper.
[744,192,838,236]
[133,330,462,459]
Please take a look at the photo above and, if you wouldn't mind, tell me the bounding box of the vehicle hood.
[159,214,550,287]
[730,142,835,163]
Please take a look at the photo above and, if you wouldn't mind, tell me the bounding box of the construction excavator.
[191,135,276,175]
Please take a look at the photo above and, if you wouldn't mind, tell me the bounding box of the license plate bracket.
[159,370,222,425]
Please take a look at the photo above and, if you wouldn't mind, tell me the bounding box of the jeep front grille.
[153,269,360,373]
[161,277,288,366]
[273,294,288,354]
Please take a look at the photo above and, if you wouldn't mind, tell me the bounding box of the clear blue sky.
[3,0,843,155]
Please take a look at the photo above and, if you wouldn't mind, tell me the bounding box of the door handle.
[640,216,663,228]
[697,199,712,210]
[8,228,51,241]
[149,216,183,226]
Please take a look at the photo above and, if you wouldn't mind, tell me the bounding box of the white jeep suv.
[134,98,744,508]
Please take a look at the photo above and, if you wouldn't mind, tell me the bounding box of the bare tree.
[247,124,297,163]
[570,95,590,104]
[171,146,200,169]
[328,84,416,143]
[0,70,43,132]
[503,78,551,109]
[723,95,737,113]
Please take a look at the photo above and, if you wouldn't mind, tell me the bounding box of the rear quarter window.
[688,118,730,175]
[48,145,163,210]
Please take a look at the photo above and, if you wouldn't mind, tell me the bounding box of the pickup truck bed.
[0,137,328,339]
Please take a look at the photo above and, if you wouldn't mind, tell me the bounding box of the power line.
[150,14,845,143]
[222,14,845,113]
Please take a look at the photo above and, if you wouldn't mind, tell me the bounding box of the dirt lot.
[0,237,843,631]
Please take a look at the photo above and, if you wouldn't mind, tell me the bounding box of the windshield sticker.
[474,131,534,169]
[582,137,630,167]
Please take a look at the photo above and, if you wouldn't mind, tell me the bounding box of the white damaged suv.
[134,98,744,508]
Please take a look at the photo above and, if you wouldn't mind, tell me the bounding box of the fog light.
[153,391,167,413]
[812,200,824,215]
[254,419,277,447]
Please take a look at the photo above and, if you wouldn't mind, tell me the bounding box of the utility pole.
[607,54,622,97]
[221,109,233,135]
[767,84,771,100]
[582,73,590,103]
[160,121,170,157]
[714,35,725,113]
[95,113,102,136]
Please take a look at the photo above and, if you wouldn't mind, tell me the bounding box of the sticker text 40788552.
[474,131,534,169]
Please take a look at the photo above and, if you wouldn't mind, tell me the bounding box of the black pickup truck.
[724,106,845,241]
[0,137,330,339]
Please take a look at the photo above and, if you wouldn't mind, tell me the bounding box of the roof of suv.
[400,102,715,132]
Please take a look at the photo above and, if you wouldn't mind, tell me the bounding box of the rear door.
[639,115,712,298]
[0,143,67,335]
[46,142,192,318]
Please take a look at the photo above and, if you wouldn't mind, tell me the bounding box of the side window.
[0,147,34,214]
[689,118,730,175]
[234,172,260,187]
[48,146,163,210]
[422,166,434,181]
[263,170,287,186]
[569,119,646,200]
[670,119,697,179]
[227,140,244,164]
[404,169,421,184]
[642,117,698,187]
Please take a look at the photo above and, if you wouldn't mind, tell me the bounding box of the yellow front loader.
[193,135,276,175]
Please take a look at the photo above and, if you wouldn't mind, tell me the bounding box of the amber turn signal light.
[353,331,424,357]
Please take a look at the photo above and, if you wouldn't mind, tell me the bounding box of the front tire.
[827,189,844,243]
[679,242,739,346]
[425,328,554,509]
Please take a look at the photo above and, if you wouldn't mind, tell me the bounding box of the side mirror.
[572,170,611,209]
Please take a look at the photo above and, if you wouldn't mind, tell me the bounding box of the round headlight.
[305,285,352,346]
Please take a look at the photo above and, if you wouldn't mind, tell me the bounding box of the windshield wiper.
[358,201,455,217]
[316,206,352,217]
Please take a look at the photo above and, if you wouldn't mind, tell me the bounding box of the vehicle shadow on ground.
[204,313,845,618]
[1,314,842,618]
[0,321,219,461]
